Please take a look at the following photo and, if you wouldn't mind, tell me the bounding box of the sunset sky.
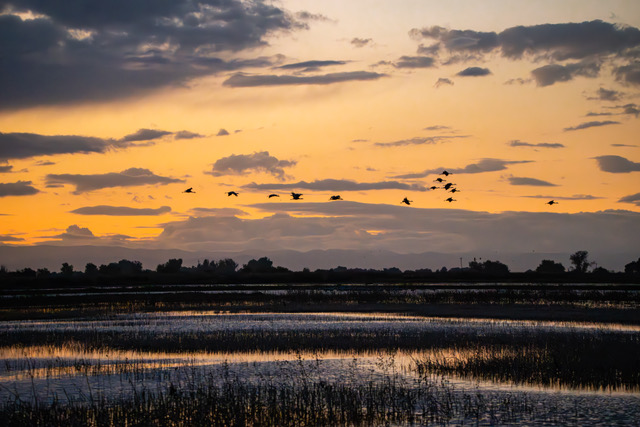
[1,0,639,270]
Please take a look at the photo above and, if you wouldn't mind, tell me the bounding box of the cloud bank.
[46,168,184,194]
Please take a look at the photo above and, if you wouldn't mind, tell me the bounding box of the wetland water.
[1,311,639,425]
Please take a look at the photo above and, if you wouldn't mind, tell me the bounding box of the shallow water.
[1,311,639,425]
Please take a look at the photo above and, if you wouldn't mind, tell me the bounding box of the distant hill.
[0,244,633,273]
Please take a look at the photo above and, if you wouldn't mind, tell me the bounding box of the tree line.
[1,251,639,285]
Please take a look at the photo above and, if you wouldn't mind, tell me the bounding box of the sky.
[1,0,639,270]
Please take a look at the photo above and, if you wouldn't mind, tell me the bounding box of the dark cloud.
[593,155,640,173]
[524,194,602,200]
[392,158,530,179]
[216,129,230,137]
[207,151,296,180]
[410,26,499,54]
[563,120,620,131]
[0,180,40,197]
[614,62,640,85]
[618,192,640,206]
[508,140,565,149]
[0,234,25,242]
[456,67,491,77]
[276,60,347,70]
[190,207,248,216]
[223,71,387,87]
[611,143,638,147]
[504,78,530,85]
[70,205,172,216]
[0,132,116,160]
[34,160,55,166]
[243,179,428,192]
[411,20,640,86]
[174,131,204,140]
[46,168,184,194]
[424,125,452,131]
[531,61,600,86]
[417,43,441,55]
[120,129,172,143]
[394,56,436,69]
[374,135,467,147]
[295,11,331,22]
[49,224,96,241]
[0,1,304,109]
[351,38,372,48]
[0,165,13,173]
[508,177,558,186]
[588,87,622,101]
[434,77,454,87]
[154,201,640,266]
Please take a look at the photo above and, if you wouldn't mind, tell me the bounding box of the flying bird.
[443,182,456,190]
[445,197,456,202]
[329,195,343,201]
[547,200,558,205]
[449,188,460,193]
[268,194,280,198]
[291,192,303,200]
[183,187,195,193]
[430,186,440,190]
[441,170,451,176]
[434,178,444,183]
[226,191,239,197]
[401,197,412,205]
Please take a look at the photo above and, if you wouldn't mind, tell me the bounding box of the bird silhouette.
[434,178,444,183]
[268,194,279,198]
[430,186,440,190]
[401,197,412,205]
[445,197,456,202]
[226,191,239,197]
[183,187,195,193]
[547,200,558,205]
[329,195,343,201]
[441,170,451,176]
[443,182,456,190]
[291,192,303,200]
[449,188,460,193]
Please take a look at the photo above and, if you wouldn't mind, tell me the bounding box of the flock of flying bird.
[183,170,558,206]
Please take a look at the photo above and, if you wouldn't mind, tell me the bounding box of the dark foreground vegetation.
[2,251,640,287]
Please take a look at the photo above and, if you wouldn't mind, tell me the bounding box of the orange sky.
[0,0,639,269]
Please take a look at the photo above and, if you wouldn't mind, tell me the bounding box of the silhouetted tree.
[624,258,640,274]
[535,259,565,274]
[85,263,99,276]
[117,259,143,275]
[570,251,590,273]
[17,267,36,277]
[469,259,509,275]
[36,268,51,278]
[215,258,238,275]
[242,257,274,273]
[0,265,7,275]
[157,258,183,274]
[591,266,609,275]
[60,262,74,276]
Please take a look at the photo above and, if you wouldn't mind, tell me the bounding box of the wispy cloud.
[374,135,467,147]
[434,77,454,87]
[508,177,557,186]
[243,179,428,192]
[71,205,172,216]
[508,140,564,149]
[351,38,372,48]
[563,120,620,131]
[618,193,640,206]
[223,71,386,87]
[393,159,530,179]
[46,168,184,194]
[394,56,436,69]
